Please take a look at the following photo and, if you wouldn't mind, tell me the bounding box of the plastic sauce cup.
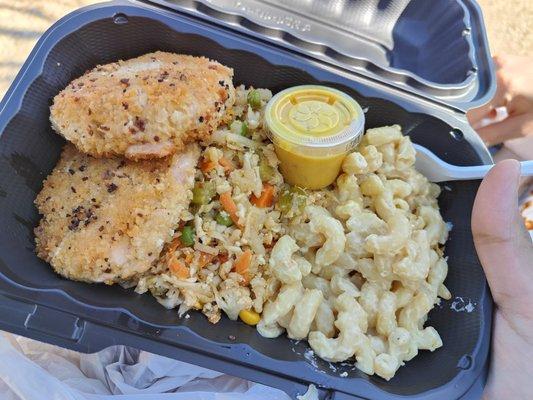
[265,85,365,190]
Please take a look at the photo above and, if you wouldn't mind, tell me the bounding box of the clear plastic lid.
[265,85,365,154]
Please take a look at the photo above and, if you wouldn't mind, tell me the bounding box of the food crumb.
[297,384,319,400]
[450,296,477,313]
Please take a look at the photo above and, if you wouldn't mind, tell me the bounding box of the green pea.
[180,226,195,247]
[247,89,261,109]
[215,211,233,227]
[192,182,216,205]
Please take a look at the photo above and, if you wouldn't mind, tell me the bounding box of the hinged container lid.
[146,0,495,112]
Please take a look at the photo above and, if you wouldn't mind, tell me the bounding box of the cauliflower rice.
[134,85,286,323]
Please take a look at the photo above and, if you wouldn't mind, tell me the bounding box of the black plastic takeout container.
[0,1,495,399]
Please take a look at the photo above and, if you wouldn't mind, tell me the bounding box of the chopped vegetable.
[291,186,306,196]
[215,211,233,226]
[169,257,189,279]
[229,119,239,133]
[219,192,240,226]
[247,89,261,109]
[250,183,275,208]
[258,157,275,181]
[277,186,306,215]
[216,252,229,264]
[225,132,257,149]
[230,120,249,137]
[180,226,195,247]
[199,158,217,174]
[146,276,166,296]
[234,249,252,284]
[198,252,215,268]
[277,191,291,214]
[219,157,234,173]
[184,252,194,264]
[240,121,249,137]
[239,309,261,326]
[192,182,216,205]
[167,237,181,253]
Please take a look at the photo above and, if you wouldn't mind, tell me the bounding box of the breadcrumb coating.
[50,52,235,160]
[34,144,200,284]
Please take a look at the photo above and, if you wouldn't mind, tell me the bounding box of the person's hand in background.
[472,159,533,399]
[467,55,533,146]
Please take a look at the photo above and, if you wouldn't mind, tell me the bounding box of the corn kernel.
[239,309,261,326]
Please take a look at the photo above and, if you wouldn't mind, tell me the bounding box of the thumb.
[471,159,533,314]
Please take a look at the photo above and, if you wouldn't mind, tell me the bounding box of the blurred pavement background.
[0,0,532,98]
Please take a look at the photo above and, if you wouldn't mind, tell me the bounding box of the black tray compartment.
[0,2,492,399]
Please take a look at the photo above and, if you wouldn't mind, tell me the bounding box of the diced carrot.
[160,237,181,264]
[167,237,182,253]
[218,157,234,173]
[233,249,252,284]
[219,191,240,226]
[199,158,217,174]
[198,252,215,268]
[184,252,194,264]
[250,183,275,208]
[169,257,189,279]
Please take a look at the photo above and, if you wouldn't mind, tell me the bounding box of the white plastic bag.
[0,332,316,400]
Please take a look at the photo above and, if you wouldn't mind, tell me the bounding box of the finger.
[507,95,532,116]
[492,69,510,108]
[472,159,533,313]
[476,113,533,145]
[467,72,508,125]
[467,103,494,126]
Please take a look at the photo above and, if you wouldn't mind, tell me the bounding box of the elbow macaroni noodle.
[258,125,451,380]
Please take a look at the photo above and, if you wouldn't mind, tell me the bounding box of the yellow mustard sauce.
[274,145,346,189]
[265,85,364,190]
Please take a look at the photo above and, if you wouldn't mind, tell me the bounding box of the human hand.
[472,159,533,399]
[467,55,533,146]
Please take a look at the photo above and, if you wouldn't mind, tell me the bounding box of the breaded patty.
[50,52,234,160]
[34,144,200,284]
